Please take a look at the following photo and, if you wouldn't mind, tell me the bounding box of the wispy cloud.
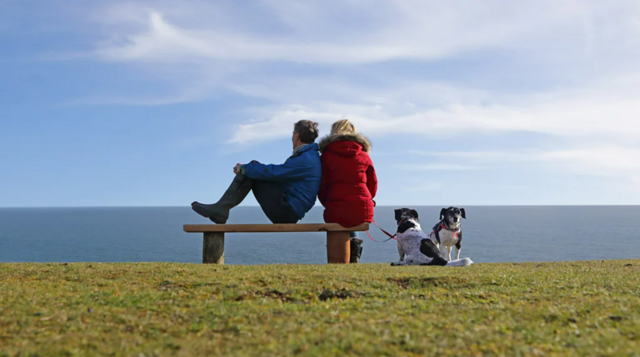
[396,146,640,187]
[405,182,443,191]
[92,1,594,64]
[407,147,640,176]
[230,72,640,144]
[67,87,210,106]
[400,164,486,171]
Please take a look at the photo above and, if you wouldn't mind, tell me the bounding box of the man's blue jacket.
[242,143,321,219]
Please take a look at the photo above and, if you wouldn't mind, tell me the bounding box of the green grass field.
[1,260,639,356]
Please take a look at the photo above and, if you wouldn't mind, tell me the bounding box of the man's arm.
[242,156,313,182]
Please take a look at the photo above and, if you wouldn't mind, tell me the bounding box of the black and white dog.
[430,207,466,262]
[391,208,473,267]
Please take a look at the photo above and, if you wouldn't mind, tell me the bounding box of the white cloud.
[91,3,528,63]
[92,0,640,66]
[229,107,340,144]
[399,146,640,187]
[407,151,530,161]
[413,147,640,174]
[81,0,640,115]
[540,147,640,177]
[230,72,640,144]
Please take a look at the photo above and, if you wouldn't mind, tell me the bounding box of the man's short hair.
[294,120,319,144]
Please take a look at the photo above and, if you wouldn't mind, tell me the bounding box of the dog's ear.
[394,209,402,221]
[439,208,447,220]
[460,208,466,219]
[410,209,419,220]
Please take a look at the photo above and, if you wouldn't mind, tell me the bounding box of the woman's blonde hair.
[330,119,357,136]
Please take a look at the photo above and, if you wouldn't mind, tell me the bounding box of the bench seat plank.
[184,223,369,233]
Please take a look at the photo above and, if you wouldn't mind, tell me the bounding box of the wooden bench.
[183,223,369,264]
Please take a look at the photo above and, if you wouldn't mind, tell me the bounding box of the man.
[191,120,321,224]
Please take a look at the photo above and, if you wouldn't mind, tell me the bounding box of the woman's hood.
[318,133,372,154]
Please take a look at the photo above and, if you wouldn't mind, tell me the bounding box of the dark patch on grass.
[232,289,297,302]
[237,289,297,302]
[609,315,625,321]
[465,293,493,303]
[158,280,185,291]
[259,289,295,302]
[388,276,472,289]
[165,342,181,351]
[318,288,356,301]
[544,314,559,323]
[157,280,217,291]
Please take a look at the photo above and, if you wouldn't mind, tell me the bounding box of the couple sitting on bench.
[191,119,377,263]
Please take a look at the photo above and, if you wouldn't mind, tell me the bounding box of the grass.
[0,260,639,357]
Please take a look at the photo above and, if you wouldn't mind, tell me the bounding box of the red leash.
[366,220,397,242]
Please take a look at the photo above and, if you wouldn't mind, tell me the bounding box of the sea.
[0,206,638,265]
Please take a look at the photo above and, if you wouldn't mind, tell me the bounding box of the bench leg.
[326,232,350,264]
[203,232,224,264]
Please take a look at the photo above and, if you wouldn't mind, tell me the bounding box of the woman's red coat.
[318,134,378,228]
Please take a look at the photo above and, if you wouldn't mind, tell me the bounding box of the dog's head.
[394,208,419,225]
[439,207,466,228]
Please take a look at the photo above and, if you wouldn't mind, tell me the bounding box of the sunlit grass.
[1,260,638,356]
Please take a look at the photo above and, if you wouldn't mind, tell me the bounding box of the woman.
[318,119,377,263]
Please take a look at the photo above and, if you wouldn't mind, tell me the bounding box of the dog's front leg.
[454,232,462,261]
[454,246,461,261]
[398,244,405,262]
[446,246,452,261]
[439,244,449,261]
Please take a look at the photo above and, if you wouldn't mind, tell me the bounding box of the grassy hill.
[1,260,638,356]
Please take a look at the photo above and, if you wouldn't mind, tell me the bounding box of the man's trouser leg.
[251,181,299,224]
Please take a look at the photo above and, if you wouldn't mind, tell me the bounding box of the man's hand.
[233,163,244,175]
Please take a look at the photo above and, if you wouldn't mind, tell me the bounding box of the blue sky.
[1,0,640,207]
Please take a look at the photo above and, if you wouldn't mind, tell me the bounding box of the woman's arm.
[366,160,378,199]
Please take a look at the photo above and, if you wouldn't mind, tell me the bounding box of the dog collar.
[440,222,460,240]
[440,222,460,232]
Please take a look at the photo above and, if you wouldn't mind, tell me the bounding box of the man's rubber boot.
[350,237,364,263]
[191,174,252,224]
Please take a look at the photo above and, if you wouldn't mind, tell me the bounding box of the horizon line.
[1,204,639,209]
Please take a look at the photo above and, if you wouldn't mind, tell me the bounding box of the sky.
[1,0,639,207]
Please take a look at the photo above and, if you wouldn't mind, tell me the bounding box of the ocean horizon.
[1,205,639,265]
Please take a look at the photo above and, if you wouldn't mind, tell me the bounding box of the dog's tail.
[445,258,473,267]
